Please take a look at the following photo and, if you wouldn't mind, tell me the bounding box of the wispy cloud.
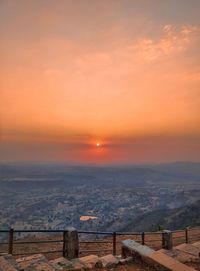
[135,24,200,61]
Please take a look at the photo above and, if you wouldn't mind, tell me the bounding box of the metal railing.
[0,226,199,258]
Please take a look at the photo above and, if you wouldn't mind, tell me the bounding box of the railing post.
[63,227,79,259]
[63,230,66,257]
[185,227,189,244]
[162,230,173,250]
[162,232,165,248]
[8,228,14,254]
[142,232,145,245]
[113,232,116,255]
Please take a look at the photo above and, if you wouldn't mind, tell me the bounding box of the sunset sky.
[1,0,200,164]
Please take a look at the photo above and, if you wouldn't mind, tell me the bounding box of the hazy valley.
[0,162,200,239]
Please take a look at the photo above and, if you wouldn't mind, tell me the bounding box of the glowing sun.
[96,142,100,147]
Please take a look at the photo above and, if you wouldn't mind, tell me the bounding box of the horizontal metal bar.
[13,250,63,256]
[145,239,162,242]
[78,231,113,235]
[115,241,142,244]
[80,240,112,244]
[0,227,199,236]
[13,230,64,233]
[142,232,163,235]
[80,249,113,253]
[172,234,185,237]
[188,237,200,240]
[115,232,142,235]
[13,240,63,245]
[172,236,185,239]
[188,227,200,231]
[2,228,200,233]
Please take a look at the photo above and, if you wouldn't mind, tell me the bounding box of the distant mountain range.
[120,199,200,232]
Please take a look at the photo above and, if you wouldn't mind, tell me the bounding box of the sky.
[0,0,200,164]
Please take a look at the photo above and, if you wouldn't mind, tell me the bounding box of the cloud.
[135,24,200,61]
[65,24,200,80]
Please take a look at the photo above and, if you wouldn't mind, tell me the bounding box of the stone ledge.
[122,239,154,258]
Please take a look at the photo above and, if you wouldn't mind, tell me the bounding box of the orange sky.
[0,0,200,163]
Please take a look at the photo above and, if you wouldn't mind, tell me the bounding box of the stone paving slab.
[159,241,200,264]
[149,251,195,271]
[176,243,200,257]
[159,247,197,263]
[167,263,196,271]
[122,240,196,271]
[191,241,200,249]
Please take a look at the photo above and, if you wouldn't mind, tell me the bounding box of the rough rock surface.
[1,254,56,271]
[71,258,91,270]
[16,254,47,269]
[79,255,102,268]
[0,254,20,271]
[118,256,133,265]
[99,254,119,268]
[49,257,73,270]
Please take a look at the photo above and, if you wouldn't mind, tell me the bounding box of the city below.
[0,162,199,240]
